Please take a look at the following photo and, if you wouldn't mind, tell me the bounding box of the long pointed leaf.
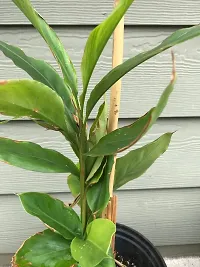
[86,24,200,117]
[0,41,79,147]
[87,156,114,214]
[68,173,80,198]
[86,156,104,181]
[0,137,79,175]
[86,110,152,157]
[0,41,79,145]
[0,41,74,112]
[114,133,173,189]
[87,160,107,185]
[12,0,77,96]
[12,230,76,267]
[0,80,67,131]
[89,102,108,146]
[19,192,83,240]
[81,0,134,107]
[87,62,176,157]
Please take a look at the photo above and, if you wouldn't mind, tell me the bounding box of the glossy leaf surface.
[71,219,116,267]
[114,133,173,189]
[86,24,200,117]
[0,137,79,175]
[68,173,80,198]
[0,41,74,111]
[13,0,77,96]
[87,156,114,214]
[86,156,104,182]
[0,80,67,131]
[97,257,115,267]
[19,193,83,240]
[89,102,108,146]
[87,160,107,185]
[12,230,76,267]
[81,0,134,106]
[87,65,176,157]
[87,111,152,156]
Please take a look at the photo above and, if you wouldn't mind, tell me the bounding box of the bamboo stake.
[105,0,124,252]
[108,0,125,197]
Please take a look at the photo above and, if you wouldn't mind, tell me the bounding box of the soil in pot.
[115,223,167,267]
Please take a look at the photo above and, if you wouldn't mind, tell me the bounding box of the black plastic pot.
[115,224,167,267]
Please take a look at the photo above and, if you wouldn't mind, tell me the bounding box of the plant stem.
[79,119,87,232]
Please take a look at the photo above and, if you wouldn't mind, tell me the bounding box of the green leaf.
[149,73,176,128]
[89,102,108,146]
[87,102,108,177]
[0,41,74,111]
[87,68,176,157]
[87,160,107,185]
[97,257,115,267]
[97,250,115,267]
[71,219,116,267]
[87,156,114,214]
[12,229,76,267]
[19,192,83,240]
[81,0,134,106]
[13,0,77,96]
[86,24,200,117]
[68,173,80,198]
[114,133,173,189]
[34,117,79,156]
[0,41,79,144]
[0,137,79,175]
[86,156,104,181]
[0,80,67,131]
[86,110,152,157]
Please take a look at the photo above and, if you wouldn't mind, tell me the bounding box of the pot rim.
[116,223,167,267]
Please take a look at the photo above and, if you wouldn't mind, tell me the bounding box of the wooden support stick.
[105,0,124,252]
[108,0,124,198]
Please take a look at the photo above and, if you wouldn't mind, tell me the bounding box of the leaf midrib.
[0,42,55,90]
[0,100,63,130]
[117,140,164,180]
[30,205,77,238]
[31,248,70,259]
[0,148,68,168]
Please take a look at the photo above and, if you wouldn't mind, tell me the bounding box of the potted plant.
[0,0,200,266]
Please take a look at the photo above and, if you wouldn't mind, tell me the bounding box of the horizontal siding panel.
[0,27,200,118]
[0,118,199,194]
[0,254,11,267]
[1,189,200,253]
[0,1,199,25]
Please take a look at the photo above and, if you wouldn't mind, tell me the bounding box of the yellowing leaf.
[71,219,116,267]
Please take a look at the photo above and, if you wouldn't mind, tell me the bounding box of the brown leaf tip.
[73,114,79,125]
[36,231,43,235]
[0,80,8,85]
[44,223,56,232]
[14,140,21,144]
[171,50,176,81]
[11,255,18,267]
[1,160,10,165]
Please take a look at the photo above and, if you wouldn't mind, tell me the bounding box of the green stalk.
[79,118,87,233]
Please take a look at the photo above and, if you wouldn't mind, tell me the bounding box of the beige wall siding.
[0,119,200,195]
[0,27,200,118]
[1,189,200,254]
[0,1,199,25]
